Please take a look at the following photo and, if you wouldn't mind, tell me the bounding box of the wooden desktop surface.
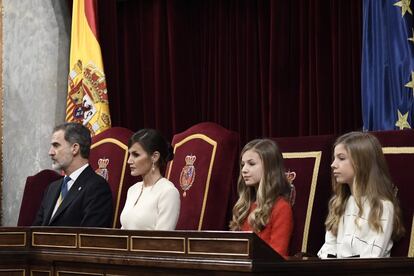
[0,227,412,275]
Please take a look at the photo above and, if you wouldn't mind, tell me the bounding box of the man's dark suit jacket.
[32,165,113,227]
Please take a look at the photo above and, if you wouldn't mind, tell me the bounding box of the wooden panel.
[131,236,185,254]
[31,270,50,276]
[188,238,249,256]
[79,234,128,251]
[0,232,26,247]
[0,227,413,275]
[32,232,77,248]
[57,272,103,276]
[0,269,25,276]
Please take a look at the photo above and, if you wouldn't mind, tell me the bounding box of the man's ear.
[72,143,80,156]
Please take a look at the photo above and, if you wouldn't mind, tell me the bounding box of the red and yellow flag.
[66,0,111,136]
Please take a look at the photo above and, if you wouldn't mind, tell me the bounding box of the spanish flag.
[66,0,111,136]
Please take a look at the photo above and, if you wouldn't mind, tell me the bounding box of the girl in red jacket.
[230,139,293,257]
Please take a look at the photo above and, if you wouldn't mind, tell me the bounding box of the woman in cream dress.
[120,129,180,230]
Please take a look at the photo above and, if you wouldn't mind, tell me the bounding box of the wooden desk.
[0,227,413,275]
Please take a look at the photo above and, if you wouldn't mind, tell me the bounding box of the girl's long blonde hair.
[229,139,291,232]
[325,132,405,240]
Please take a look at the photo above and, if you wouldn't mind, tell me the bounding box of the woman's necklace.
[133,176,163,206]
[133,184,144,207]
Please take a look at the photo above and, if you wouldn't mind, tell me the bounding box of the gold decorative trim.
[31,270,51,276]
[166,133,217,230]
[91,137,129,228]
[0,269,25,276]
[79,233,128,251]
[0,231,26,246]
[282,151,322,253]
[32,232,77,248]
[130,235,185,254]
[409,215,414,258]
[382,146,414,257]
[382,147,414,154]
[187,237,249,256]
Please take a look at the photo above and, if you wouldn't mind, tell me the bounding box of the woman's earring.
[152,162,155,172]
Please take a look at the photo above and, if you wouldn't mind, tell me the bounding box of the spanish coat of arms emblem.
[95,158,110,181]
[179,155,196,197]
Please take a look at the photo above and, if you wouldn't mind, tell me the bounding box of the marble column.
[1,0,70,225]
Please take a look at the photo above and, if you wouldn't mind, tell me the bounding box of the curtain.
[99,0,362,144]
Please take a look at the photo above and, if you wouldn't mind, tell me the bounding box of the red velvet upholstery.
[17,169,63,226]
[166,122,239,230]
[273,135,335,256]
[372,130,414,257]
[90,127,138,228]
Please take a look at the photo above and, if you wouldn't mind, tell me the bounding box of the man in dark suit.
[33,122,113,227]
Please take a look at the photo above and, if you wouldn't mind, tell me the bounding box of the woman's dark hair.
[129,129,174,171]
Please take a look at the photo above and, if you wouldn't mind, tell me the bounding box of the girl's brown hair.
[325,132,405,240]
[229,139,291,232]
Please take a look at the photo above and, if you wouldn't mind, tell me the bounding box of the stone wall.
[1,0,70,225]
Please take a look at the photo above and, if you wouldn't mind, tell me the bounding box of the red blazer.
[241,197,293,257]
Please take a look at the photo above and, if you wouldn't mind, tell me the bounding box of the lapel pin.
[78,187,82,191]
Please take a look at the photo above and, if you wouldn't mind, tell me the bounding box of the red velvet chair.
[90,127,138,228]
[17,169,63,226]
[166,122,239,230]
[373,130,414,257]
[273,134,335,256]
